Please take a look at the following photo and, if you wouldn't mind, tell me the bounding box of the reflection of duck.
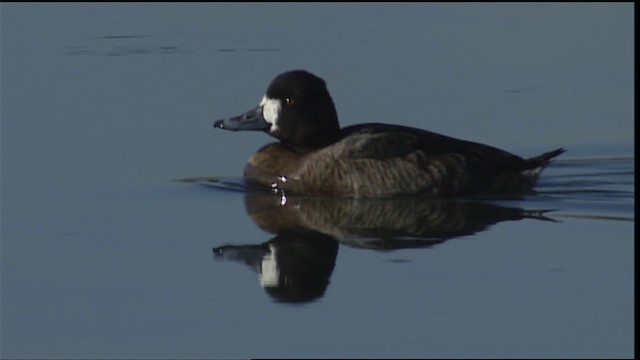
[212,190,555,303]
[244,191,554,250]
[213,70,564,198]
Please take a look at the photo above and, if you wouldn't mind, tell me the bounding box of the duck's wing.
[338,123,559,172]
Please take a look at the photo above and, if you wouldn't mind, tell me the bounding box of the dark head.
[214,70,341,150]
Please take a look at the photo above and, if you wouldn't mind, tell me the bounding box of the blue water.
[1,4,634,359]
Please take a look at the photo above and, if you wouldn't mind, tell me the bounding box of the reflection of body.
[214,70,564,198]
[213,191,555,303]
[245,192,554,249]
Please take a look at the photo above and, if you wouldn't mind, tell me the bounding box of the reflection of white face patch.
[260,95,281,133]
[259,244,279,287]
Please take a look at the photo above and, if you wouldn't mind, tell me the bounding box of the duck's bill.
[213,106,270,131]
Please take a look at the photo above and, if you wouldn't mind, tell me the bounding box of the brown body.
[244,125,564,198]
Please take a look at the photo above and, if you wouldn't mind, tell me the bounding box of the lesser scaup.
[213,70,565,198]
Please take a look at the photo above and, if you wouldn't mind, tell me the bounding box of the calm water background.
[1,3,634,359]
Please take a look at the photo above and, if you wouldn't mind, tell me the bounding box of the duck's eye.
[285,97,295,105]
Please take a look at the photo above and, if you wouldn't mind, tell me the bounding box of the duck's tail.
[518,147,565,181]
[527,147,566,168]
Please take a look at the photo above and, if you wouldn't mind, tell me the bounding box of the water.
[1,4,634,359]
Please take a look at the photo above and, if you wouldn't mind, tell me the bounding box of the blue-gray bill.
[213,105,269,131]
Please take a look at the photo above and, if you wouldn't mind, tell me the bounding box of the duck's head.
[214,70,341,150]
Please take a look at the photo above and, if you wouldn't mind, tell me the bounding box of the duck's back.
[339,123,538,169]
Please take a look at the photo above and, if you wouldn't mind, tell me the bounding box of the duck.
[213,70,565,198]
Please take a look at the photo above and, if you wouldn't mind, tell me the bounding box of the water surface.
[1,4,634,359]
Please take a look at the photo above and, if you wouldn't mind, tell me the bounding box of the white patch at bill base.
[260,95,281,132]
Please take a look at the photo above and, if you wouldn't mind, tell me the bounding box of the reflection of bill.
[213,191,556,303]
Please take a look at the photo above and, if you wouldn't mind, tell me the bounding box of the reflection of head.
[260,229,339,303]
[213,228,339,304]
